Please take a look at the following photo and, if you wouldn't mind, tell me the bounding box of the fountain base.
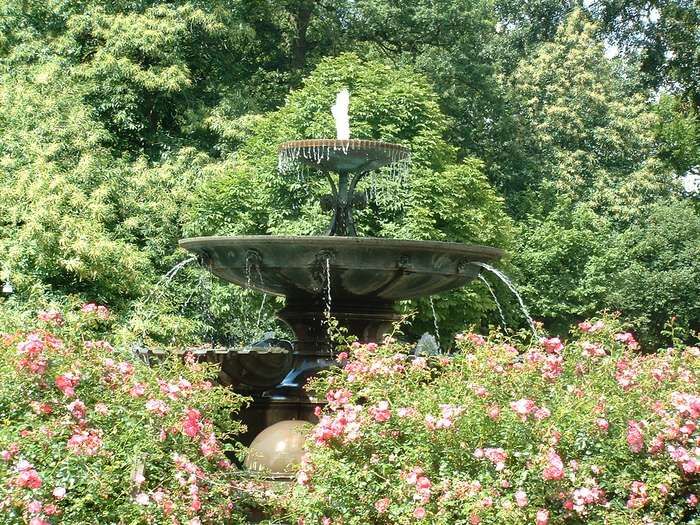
[278,297,401,355]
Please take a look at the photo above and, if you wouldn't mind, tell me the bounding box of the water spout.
[473,262,538,338]
[331,89,350,140]
[324,257,332,321]
[143,256,198,305]
[171,256,196,275]
[428,296,441,346]
[478,274,507,331]
[255,293,267,334]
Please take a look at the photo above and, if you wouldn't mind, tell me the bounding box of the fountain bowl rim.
[278,138,410,157]
[179,235,504,260]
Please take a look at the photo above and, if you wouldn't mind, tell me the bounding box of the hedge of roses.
[0,304,257,524]
[288,319,700,524]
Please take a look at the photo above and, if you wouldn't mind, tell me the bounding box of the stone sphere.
[244,419,313,476]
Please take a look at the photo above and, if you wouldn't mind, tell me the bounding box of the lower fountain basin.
[179,236,503,301]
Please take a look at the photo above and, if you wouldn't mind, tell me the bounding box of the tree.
[590,0,700,110]
[653,94,700,186]
[504,10,699,345]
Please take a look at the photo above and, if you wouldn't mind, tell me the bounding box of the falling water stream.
[243,254,269,337]
[200,259,215,346]
[165,256,198,280]
[143,256,198,306]
[478,274,507,331]
[428,296,441,346]
[255,294,267,334]
[277,141,411,180]
[473,262,538,338]
[324,257,332,321]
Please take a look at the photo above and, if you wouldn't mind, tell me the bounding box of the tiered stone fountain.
[179,90,503,478]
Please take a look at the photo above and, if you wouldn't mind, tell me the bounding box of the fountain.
[179,89,504,478]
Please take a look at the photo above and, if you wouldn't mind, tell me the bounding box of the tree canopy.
[0,1,697,347]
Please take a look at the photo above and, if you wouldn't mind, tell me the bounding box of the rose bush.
[288,318,700,524]
[0,304,257,524]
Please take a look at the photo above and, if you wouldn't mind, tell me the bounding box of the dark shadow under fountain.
[179,138,503,477]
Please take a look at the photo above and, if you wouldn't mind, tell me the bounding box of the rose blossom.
[182,408,203,438]
[541,337,564,354]
[542,449,564,481]
[615,332,639,350]
[38,309,64,326]
[374,497,390,514]
[55,372,80,397]
[370,401,391,422]
[510,398,536,420]
[15,460,42,489]
[627,421,644,453]
[145,399,169,416]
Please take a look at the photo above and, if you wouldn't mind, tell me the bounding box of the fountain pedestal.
[181,137,504,479]
[278,297,401,354]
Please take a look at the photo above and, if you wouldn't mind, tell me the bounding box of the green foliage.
[514,200,700,344]
[0,0,697,354]
[343,0,504,157]
[591,0,700,109]
[498,9,660,213]
[496,9,699,346]
[0,0,290,154]
[287,319,700,523]
[653,95,700,179]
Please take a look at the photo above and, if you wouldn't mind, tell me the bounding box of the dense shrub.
[288,318,700,524]
[0,305,256,524]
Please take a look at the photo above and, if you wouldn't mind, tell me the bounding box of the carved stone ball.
[244,420,314,476]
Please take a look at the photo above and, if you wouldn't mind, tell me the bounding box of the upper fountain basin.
[278,139,410,173]
[179,236,503,301]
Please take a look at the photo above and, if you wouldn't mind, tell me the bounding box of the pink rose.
[370,401,391,422]
[615,332,639,350]
[38,309,64,326]
[145,399,169,416]
[15,461,42,489]
[536,509,550,525]
[542,449,564,481]
[534,407,551,420]
[510,398,536,419]
[182,408,203,438]
[627,421,644,453]
[541,337,564,354]
[374,497,390,514]
[55,373,80,397]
